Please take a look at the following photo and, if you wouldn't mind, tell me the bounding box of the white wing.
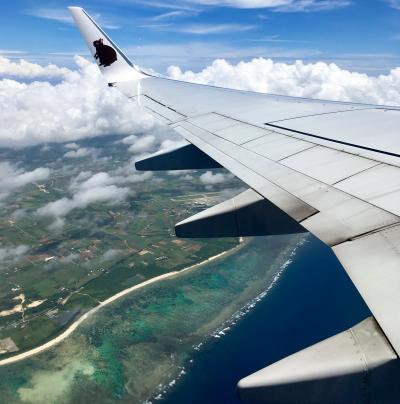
[69,7,400,403]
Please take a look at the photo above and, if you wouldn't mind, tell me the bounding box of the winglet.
[68,6,146,84]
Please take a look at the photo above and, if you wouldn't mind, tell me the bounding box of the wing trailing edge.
[176,189,306,238]
[135,143,222,171]
[238,317,400,404]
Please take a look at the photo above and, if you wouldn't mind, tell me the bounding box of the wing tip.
[67,6,83,12]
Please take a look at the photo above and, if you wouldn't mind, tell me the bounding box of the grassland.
[0,135,241,356]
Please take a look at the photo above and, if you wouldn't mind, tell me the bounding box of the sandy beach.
[0,243,244,367]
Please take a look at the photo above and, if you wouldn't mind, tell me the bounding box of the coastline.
[0,241,246,367]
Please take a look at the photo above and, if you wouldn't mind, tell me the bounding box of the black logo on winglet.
[93,38,117,67]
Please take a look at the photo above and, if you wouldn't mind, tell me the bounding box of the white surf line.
[0,245,242,367]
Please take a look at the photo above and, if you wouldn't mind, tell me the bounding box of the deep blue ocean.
[163,235,370,404]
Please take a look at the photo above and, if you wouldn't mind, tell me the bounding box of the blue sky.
[2,0,400,74]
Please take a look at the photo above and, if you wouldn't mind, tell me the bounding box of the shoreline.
[0,242,245,367]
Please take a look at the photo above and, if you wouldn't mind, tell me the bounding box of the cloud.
[149,0,350,11]
[60,253,80,264]
[177,23,256,34]
[120,135,138,145]
[38,167,152,225]
[0,245,29,263]
[128,135,157,154]
[4,52,400,157]
[64,147,98,159]
[385,0,400,10]
[0,57,70,80]
[48,217,66,233]
[102,249,122,261]
[0,162,50,200]
[64,142,80,149]
[200,171,234,185]
[0,56,157,149]
[167,58,400,105]
[152,10,192,20]
[28,8,120,29]
[37,185,131,218]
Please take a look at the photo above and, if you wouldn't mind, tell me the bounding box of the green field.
[0,135,241,355]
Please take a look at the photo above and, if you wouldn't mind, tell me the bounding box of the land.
[0,135,242,359]
[0,240,245,367]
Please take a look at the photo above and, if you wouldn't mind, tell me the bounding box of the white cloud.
[0,56,157,149]
[167,58,400,105]
[29,8,73,24]
[128,135,157,154]
[200,171,234,185]
[386,0,400,10]
[4,53,400,157]
[0,57,70,79]
[152,10,192,20]
[37,185,130,218]
[102,249,122,261]
[64,147,98,159]
[177,23,256,34]
[64,142,79,149]
[144,0,350,12]
[120,135,138,145]
[38,167,152,224]
[0,245,29,263]
[0,162,50,200]
[28,8,121,30]
[48,217,66,233]
[155,0,350,11]
[60,253,79,264]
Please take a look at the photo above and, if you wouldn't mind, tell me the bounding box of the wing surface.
[69,7,400,402]
[139,76,400,355]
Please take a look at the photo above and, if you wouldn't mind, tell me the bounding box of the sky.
[1,0,400,74]
[0,0,400,152]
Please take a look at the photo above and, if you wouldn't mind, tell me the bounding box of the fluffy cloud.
[0,245,29,263]
[64,147,98,159]
[37,184,130,218]
[0,56,157,149]
[0,162,50,200]
[64,142,80,150]
[4,53,400,154]
[102,249,122,261]
[128,135,157,154]
[0,57,70,80]
[200,171,234,185]
[167,58,400,105]
[38,167,152,226]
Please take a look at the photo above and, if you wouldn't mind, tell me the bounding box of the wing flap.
[238,317,399,404]
[333,224,400,354]
[175,120,399,243]
[174,124,318,222]
[175,189,306,238]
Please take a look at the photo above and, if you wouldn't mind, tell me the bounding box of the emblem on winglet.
[93,38,117,67]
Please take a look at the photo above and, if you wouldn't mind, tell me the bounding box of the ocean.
[162,235,370,404]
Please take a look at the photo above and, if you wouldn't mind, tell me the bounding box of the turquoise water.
[163,235,370,404]
[0,235,305,403]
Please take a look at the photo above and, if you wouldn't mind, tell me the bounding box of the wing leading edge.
[69,7,400,403]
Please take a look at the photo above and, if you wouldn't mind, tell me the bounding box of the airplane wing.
[69,7,400,403]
